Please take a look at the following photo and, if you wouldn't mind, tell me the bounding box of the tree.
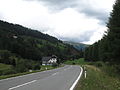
[107,0,120,64]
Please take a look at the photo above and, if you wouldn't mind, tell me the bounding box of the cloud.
[59,30,94,43]
[0,0,115,44]
[26,0,76,10]
[26,0,115,23]
[42,8,106,43]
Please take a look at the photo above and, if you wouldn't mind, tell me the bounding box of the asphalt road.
[0,65,82,90]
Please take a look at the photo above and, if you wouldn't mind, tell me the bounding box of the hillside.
[63,41,88,51]
[0,20,60,43]
[0,20,80,60]
[0,20,81,74]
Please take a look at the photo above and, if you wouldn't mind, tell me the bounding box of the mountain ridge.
[63,41,89,50]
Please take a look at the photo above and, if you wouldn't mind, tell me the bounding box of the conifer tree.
[107,0,120,64]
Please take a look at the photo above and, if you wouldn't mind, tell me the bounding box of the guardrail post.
[85,70,86,78]
[83,66,87,78]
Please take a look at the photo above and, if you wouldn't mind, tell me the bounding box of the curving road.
[0,65,82,90]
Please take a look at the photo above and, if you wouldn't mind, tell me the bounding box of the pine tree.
[107,0,120,64]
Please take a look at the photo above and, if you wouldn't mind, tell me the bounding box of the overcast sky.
[0,0,115,44]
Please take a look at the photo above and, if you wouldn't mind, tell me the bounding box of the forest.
[84,0,120,74]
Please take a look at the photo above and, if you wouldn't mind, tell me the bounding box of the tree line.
[84,0,120,73]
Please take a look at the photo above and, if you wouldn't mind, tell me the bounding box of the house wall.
[48,58,57,63]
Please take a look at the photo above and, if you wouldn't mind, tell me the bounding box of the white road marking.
[8,80,37,90]
[52,72,59,76]
[70,66,83,90]
[0,73,36,82]
[64,66,72,71]
[64,69,66,71]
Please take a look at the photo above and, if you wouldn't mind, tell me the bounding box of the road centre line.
[52,72,59,76]
[8,80,37,90]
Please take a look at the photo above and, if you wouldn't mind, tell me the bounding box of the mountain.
[0,20,61,43]
[0,20,81,62]
[63,41,89,51]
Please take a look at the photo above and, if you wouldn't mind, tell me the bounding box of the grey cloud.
[25,0,109,24]
[25,0,77,10]
[59,31,94,43]
[78,7,109,25]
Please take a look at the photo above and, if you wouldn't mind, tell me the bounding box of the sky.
[0,0,115,44]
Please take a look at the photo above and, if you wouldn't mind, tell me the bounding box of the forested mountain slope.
[0,20,80,74]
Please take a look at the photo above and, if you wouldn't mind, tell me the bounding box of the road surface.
[0,65,82,90]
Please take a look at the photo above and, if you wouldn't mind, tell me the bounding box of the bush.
[94,61,104,67]
[33,63,41,70]
[0,69,16,75]
[2,69,16,75]
[15,59,27,73]
[72,62,75,65]
[0,50,12,64]
[88,61,104,67]
[52,63,58,68]
[102,65,120,77]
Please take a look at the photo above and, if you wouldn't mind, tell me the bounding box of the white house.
[42,55,57,65]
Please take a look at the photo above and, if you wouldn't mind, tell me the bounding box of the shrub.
[52,63,58,68]
[0,68,16,75]
[95,61,104,67]
[72,62,75,65]
[2,69,16,75]
[88,61,104,67]
[15,59,27,73]
[33,63,41,70]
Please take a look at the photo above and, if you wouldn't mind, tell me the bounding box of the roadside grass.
[75,65,120,90]
[0,65,60,80]
[41,65,56,71]
[64,58,88,65]
[0,63,12,70]
[0,63,15,76]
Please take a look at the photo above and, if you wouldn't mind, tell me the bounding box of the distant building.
[13,35,18,39]
[42,55,57,65]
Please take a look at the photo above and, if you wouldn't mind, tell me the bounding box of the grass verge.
[75,65,120,90]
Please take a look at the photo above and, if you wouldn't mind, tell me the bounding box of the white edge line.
[70,66,83,90]
[8,80,37,90]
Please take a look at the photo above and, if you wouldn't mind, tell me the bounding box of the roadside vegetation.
[75,65,120,90]
[64,58,120,90]
[64,58,86,65]
[0,64,59,80]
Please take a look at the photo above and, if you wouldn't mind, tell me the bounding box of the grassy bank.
[0,65,59,80]
[75,65,120,90]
